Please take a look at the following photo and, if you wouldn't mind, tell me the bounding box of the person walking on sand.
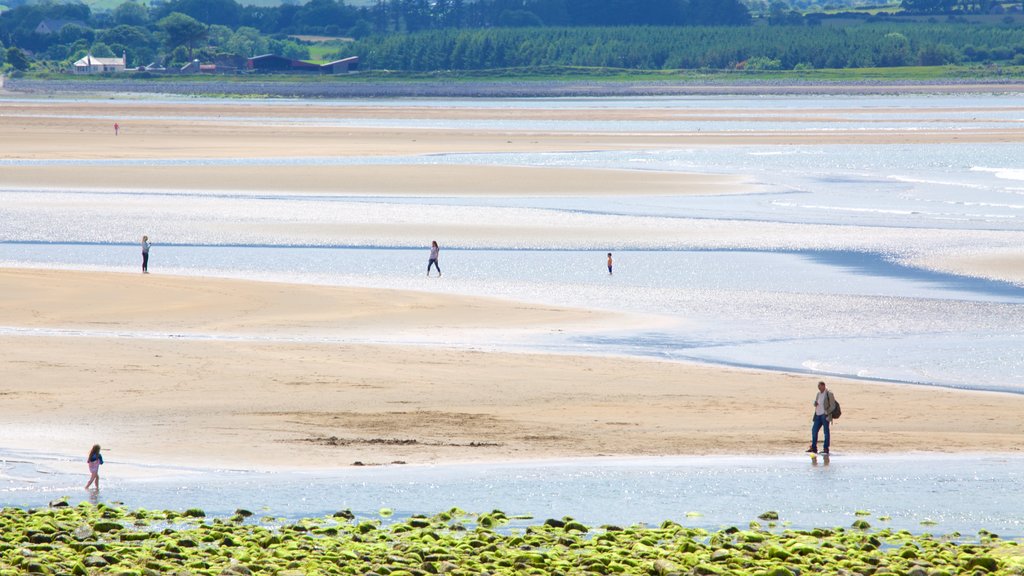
[607,252,613,275]
[85,444,103,490]
[806,380,837,455]
[141,235,151,273]
[114,122,119,136]
[427,240,441,277]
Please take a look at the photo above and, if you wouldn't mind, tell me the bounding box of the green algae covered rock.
[652,558,678,575]
[0,505,1021,576]
[964,556,999,572]
[764,545,791,561]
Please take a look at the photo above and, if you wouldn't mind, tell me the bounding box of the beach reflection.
[1,452,1021,537]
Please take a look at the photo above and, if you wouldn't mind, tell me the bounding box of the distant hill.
[59,0,895,14]
[77,0,376,10]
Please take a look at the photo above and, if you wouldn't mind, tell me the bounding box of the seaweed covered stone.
[0,506,1020,576]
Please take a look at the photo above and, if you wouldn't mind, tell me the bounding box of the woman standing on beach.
[427,240,441,277]
[85,444,103,490]
[141,235,151,274]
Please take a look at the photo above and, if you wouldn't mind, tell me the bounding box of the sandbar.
[4,96,1024,472]
[2,100,1024,163]
[1,268,1023,470]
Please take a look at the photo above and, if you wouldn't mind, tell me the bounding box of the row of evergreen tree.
[1,0,1023,72]
[0,0,753,40]
[347,22,1024,71]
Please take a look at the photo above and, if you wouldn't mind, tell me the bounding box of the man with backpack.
[806,380,839,455]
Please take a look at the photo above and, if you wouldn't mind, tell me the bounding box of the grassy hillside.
[80,0,375,10]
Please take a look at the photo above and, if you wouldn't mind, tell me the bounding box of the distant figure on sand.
[85,444,103,490]
[607,252,613,275]
[114,122,119,136]
[806,380,837,455]
[427,240,441,277]
[141,235,150,273]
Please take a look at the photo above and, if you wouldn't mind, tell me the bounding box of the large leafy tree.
[6,47,30,71]
[156,0,242,27]
[58,23,95,46]
[113,1,150,26]
[41,0,92,23]
[901,0,956,13]
[157,12,209,59]
[224,26,269,57]
[687,0,751,25]
[101,24,156,66]
[101,24,154,50]
[295,0,358,31]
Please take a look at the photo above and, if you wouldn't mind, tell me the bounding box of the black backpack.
[830,395,842,420]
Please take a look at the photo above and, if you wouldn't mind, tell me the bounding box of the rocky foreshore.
[6,76,1024,98]
[2,504,1022,576]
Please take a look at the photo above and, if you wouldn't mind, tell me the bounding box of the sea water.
[2,451,1023,538]
[3,96,1023,390]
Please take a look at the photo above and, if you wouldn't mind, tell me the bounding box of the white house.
[73,52,127,74]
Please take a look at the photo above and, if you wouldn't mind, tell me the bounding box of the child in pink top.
[85,444,103,490]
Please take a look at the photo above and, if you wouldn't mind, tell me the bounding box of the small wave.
[971,166,1024,182]
[888,175,990,191]
[770,201,918,216]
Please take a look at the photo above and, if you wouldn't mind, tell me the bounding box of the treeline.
[0,0,754,40]
[348,23,1024,71]
[1,0,1023,74]
[0,0,749,70]
[902,0,1024,13]
[0,1,315,68]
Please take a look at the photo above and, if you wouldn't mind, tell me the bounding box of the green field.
[288,38,355,63]
[820,3,903,15]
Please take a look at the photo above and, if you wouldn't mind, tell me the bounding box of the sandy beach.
[3,96,1024,472]
[2,98,1023,280]
[2,268,1023,470]
[3,101,1024,164]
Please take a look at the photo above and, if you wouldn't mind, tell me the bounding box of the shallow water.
[4,94,1024,528]
[2,452,1022,537]
[3,97,1024,390]
[3,242,1022,390]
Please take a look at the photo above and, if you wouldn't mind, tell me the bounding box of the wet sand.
[2,101,1023,163]
[1,269,1023,470]
[3,97,1024,471]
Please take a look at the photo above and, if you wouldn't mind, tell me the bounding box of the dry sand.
[921,253,1024,286]
[1,268,1023,471]
[3,98,1024,471]
[0,164,748,197]
[2,100,1024,164]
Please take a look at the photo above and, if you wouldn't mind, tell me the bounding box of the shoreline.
[10,446,1024,476]
[4,451,1024,544]
[6,77,1024,99]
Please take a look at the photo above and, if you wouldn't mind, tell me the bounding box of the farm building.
[321,56,360,74]
[247,54,359,74]
[247,54,321,73]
